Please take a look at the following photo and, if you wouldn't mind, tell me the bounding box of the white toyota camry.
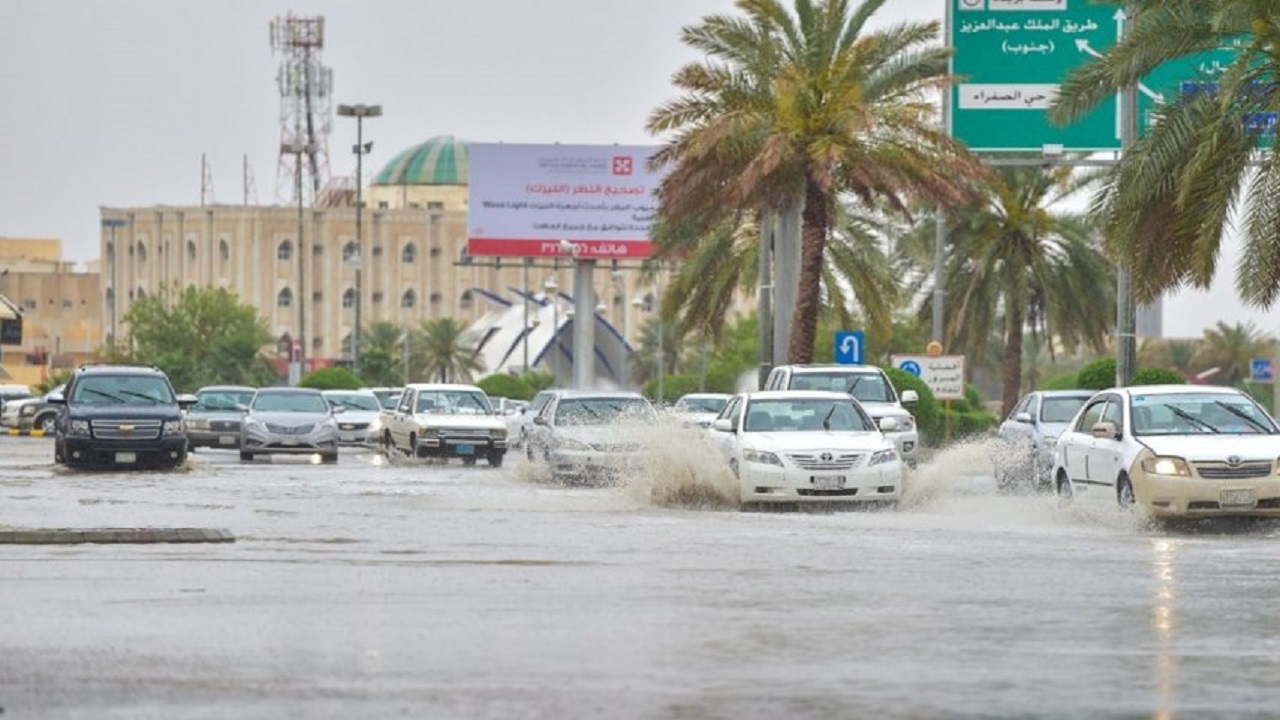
[708,390,902,508]
[1051,385,1280,518]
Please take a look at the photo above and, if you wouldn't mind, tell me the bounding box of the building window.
[277,240,293,261]
[427,201,444,210]
[137,243,147,262]
[313,243,324,256]
[106,243,115,262]
[219,239,230,263]
[22,299,36,311]
[313,291,323,303]
[430,246,441,258]
[343,288,356,308]
[342,242,358,263]
[378,201,389,209]
[372,245,383,257]
[187,240,197,262]
[62,299,72,309]
[136,287,147,301]
[372,292,384,305]
[105,288,115,304]
[430,292,442,304]
[401,289,416,308]
[277,288,293,307]
[312,337,323,349]
[460,290,474,311]
[402,243,417,263]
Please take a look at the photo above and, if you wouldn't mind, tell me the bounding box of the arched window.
[401,243,417,263]
[105,288,115,304]
[372,291,384,305]
[186,240,197,262]
[343,288,356,308]
[137,242,148,262]
[277,288,293,307]
[219,239,230,263]
[136,287,147,300]
[277,240,293,261]
[342,242,359,263]
[460,290,474,311]
[313,243,324,256]
[429,292,442,304]
[106,243,115,262]
[401,289,416,308]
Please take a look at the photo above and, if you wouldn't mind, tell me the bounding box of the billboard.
[467,143,664,259]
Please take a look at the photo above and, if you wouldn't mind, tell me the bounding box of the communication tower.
[270,12,333,205]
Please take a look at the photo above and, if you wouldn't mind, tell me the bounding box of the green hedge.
[642,374,702,403]
[477,373,535,400]
[299,367,362,390]
[1078,358,1186,390]
[1132,367,1186,385]
[883,367,941,445]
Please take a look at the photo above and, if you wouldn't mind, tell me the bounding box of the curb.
[0,528,236,544]
[5,429,48,437]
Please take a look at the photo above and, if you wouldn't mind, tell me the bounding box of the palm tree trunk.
[1001,297,1026,419]
[788,180,830,364]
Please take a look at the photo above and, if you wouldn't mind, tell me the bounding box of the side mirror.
[900,390,919,404]
[332,406,345,414]
[1091,421,1119,439]
[176,394,198,409]
[712,418,734,432]
[1015,412,1033,424]
[878,417,900,432]
[236,404,249,413]
[48,393,65,405]
[533,416,548,426]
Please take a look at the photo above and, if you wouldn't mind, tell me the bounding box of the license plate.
[455,443,475,456]
[340,433,356,443]
[282,438,299,446]
[115,452,137,464]
[1221,488,1257,507]
[814,476,846,490]
[219,435,236,444]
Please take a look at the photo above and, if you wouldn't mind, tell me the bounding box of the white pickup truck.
[380,383,509,466]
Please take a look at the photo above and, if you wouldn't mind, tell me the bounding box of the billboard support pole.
[572,257,596,389]
[1115,2,1138,388]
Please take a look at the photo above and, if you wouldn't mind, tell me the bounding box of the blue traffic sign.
[834,331,864,365]
[899,360,923,377]
[1250,358,1273,382]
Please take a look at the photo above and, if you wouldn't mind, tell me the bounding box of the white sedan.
[1051,384,1280,518]
[708,391,903,508]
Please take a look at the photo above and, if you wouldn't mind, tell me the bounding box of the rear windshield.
[787,372,896,403]
[194,389,255,411]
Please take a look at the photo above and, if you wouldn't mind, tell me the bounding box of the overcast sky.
[0,0,1268,339]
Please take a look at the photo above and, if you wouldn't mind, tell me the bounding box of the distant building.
[1136,299,1164,339]
[0,237,101,384]
[100,135,664,373]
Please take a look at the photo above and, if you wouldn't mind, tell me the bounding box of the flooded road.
[4,435,1280,719]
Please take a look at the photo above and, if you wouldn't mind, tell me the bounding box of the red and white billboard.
[467,143,664,259]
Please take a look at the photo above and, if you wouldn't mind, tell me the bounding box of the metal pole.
[932,209,946,344]
[353,115,363,378]
[656,261,665,403]
[522,260,530,373]
[572,259,596,389]
[1115,3,1138,388]
[553,297,559,385]
[297,153,307,377]
[758,213,774,390]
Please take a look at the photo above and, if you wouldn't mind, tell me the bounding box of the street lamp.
[101,217,127,355]
[336,103,382,379]
[543,277,559,384]
[281,141,316,380]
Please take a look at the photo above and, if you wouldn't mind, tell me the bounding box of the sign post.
[834,331,864,365]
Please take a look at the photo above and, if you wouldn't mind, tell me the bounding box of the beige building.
[0,237,102,385]
[101,135,661,369]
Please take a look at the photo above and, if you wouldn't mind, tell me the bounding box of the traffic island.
[0,528,236,544]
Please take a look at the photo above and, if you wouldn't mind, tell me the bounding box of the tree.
[901,165,1115,417]
[1050,2,1280,305]
[409,317,484,383]
[299,367,362,391]
[629,316,685,387]
[647,0,984,364]
[1194,321,1272,386]
[359,321,406,386]
[119,284,277,392]
[477,374,534,401]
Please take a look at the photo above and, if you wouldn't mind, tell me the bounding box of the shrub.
[1077,358,1117,390]
[883,367,941,445]
[521,371,555,392]
[298,367,362,390]
[477,373,534,400]
[1132,367,1186,386]
[1040,371,1081,390]
[642,373,702,404]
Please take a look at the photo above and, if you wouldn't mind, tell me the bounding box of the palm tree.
[357,321,407,386]
[1194,321,1272,386]
[1050,2,1280,305]
[629,316,685,387]
[901,164,1115,417]
[409,317,485,384]
[647,0,984,364]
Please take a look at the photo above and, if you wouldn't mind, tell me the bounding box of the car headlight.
[743,448,783,466]
[162,420,184,436]
[895,416,915,432]
[19,405,35,417]
[243,418,265,432]
[1043,435,1058,447]
[420,426,441,437]
[68,419,90,436]
[187,419,209,430]
[557,437,591,451]
[491,428,507,439]
[869,448,899,466]
[1141,456,1191,476]
[368,417,381,433]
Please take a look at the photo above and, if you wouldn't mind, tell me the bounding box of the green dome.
[373,135,468,186]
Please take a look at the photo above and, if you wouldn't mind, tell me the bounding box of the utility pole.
[337,103,382,379]
[281,141,315,381]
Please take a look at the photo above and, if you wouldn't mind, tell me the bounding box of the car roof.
[255,387,323,394]
[744,390,862,401]
[404,383,484,392]
[73,364,166,376]
[677,393,731,399]
[1033,390,1094,398]
[551,389,647,400]
[196,385,256,393]
[322,388,376,395]
[1117,384,1242,396]
[781,364,883,374]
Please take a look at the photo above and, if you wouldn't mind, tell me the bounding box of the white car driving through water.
[1052,385,1280,518]
[708,390,903,509]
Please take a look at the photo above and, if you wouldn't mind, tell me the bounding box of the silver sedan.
[240,388,340,463]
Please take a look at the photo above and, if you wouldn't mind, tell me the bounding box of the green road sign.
[949,1,1244,152]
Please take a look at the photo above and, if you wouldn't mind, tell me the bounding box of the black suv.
[50,364,196,469]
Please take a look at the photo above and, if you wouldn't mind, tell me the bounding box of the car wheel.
[487,451,504,468]
[240,451,254,463]
[462,456,478,467]
[54,440,65,464]
[36,414,57,434]
[1056,470,1073,506]
[322,453,339,464]
[410,434,425,459]
[1117,473,1136,510]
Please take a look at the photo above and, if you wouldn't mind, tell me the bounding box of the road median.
[0,527,235,544]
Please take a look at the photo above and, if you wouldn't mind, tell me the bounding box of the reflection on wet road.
[4,433,1280,719]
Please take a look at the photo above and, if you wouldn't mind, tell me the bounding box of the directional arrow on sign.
[840,334,860,359]
[1075,39,1167,104]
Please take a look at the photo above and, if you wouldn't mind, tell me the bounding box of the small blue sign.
[899,360,922,377]
[834,331,864,365]
[1250,358,1273,382]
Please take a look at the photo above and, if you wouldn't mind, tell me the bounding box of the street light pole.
[544,277,559,385]
[281,142,316,380]
[522,259,531,373]
[337,103,382,379]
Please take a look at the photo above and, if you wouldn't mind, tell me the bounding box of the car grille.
[591,442,641,452]
[1196,462,1273,480]
[338,422,370,431]
[266,423,314,435]
[210,420,240,432]
[92,419,162,440]
[440,429,491,440]
[786,452,864,471]
[797,489,860,497]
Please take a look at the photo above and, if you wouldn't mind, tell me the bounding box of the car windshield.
[1131,393,1278,436]
[743,398,874,432]
[556,398,655,425]
[676,396,727,413]
[194,389,255,411]
[415,390,492,415]
[788,372,895,403]
[252,392,329,413]
[1040,396,1088,423]
[380,393,402,410]
[325,393,381,412]
[71,375,174,406]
